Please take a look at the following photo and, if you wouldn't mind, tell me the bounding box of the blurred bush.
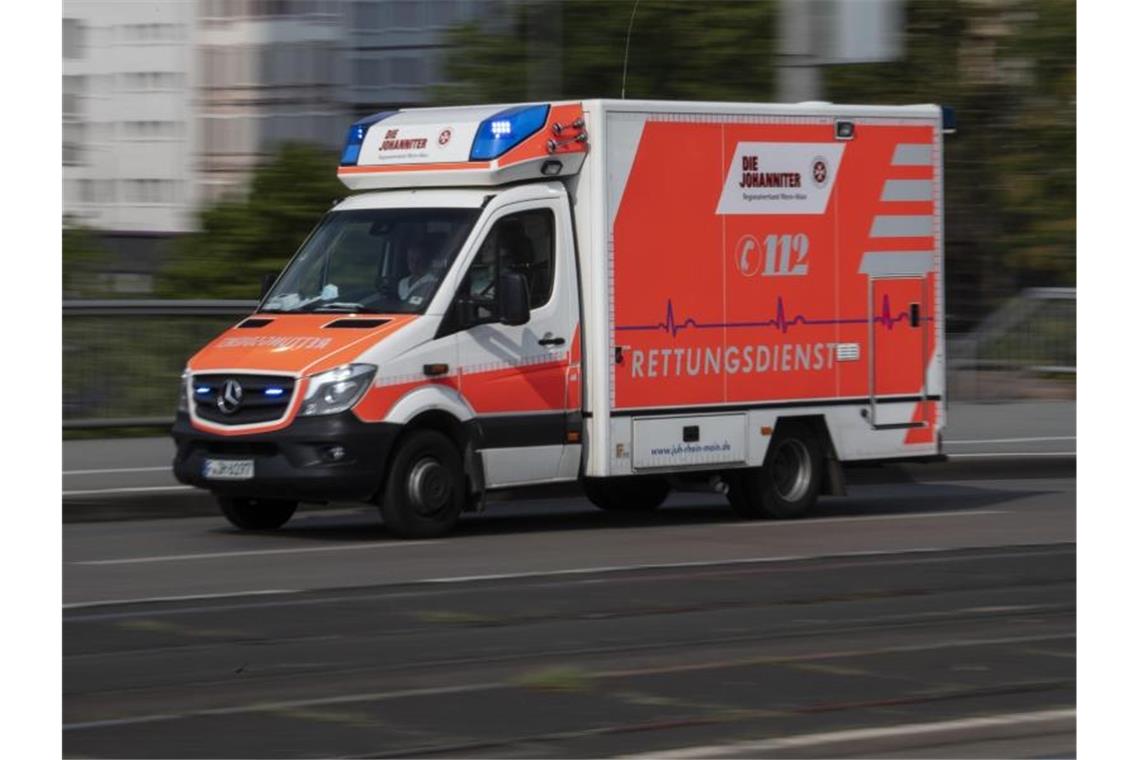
[158,143,343,299]
[63,222,113,298]
[824,0,1074,330]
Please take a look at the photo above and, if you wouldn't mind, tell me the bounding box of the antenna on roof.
[620,0,641,99]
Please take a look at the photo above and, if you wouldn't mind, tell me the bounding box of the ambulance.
[172,99,950,538]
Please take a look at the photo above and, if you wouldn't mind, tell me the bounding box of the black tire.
[583,476,670,512]
[727,424,823,519]
[379,429,464,539]
[217,496,297,531]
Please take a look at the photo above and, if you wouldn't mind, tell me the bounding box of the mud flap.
[464,444,486,512]
[822,456,847,497]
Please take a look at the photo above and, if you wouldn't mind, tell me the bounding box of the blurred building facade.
[344,0,489,119]
[63,0,199,234]
[63,0,491,240]
[197,1,346,204]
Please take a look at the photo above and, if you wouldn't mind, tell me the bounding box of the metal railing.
[63,300,257,429]
[947,288,1076,400]
[63,290,1076,429]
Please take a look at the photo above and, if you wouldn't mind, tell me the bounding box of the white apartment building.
[63,0,498,236]
[63,0,199,232]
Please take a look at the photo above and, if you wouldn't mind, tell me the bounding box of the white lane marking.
[64,545,1074,621]
[949,452,1075,458]
[72,539,443,566]
[64,684,490,732]
[945,436,1075,444]
[64,466,171,476]
[63,589,299,610]
[64,485,197,497]
[63,636,1074,733]
[416,542,1036,586]
[736,509,1004,527]
[618,708,1076,759]
[69,512,1004,568]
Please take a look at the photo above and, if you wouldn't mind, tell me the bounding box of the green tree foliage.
[159,143,344,299]
[435,0,779,104]
[826,0,1075,327]
[62,220,112,298]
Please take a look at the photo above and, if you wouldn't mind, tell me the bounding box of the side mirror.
[498,271,531,326]
[260,273,278,300]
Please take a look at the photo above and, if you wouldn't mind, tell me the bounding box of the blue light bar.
[340,110,397,166]
[264,387,285,397]
[195,386,210,395]
[470,104,550,161]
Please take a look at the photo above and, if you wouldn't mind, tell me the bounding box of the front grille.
[193,374,296,425]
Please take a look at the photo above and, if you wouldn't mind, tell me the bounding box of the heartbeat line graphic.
[615,295,915,337]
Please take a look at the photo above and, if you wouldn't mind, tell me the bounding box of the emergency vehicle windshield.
[260,207,480,314]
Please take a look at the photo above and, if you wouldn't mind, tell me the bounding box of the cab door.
[452,193,580,487]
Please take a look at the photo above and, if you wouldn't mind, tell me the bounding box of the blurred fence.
[63,300,255,429]
[947,288,1076,401]
[62,290,1076,429]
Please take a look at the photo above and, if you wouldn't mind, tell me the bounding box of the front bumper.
[172,412,401,502]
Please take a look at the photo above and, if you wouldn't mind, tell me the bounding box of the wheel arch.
[770,414,845,496]
[396,408,485,510]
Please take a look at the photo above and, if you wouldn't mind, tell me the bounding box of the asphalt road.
[63,473,1075,758]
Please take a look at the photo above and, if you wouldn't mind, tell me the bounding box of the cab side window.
[455,208,555,323]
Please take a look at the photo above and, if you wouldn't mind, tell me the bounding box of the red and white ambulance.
[173,99,950,537]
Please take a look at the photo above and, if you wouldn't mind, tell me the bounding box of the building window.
[391,1,420,28]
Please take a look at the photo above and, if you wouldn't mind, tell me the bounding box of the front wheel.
[583,476,670,512]
[379,429,464,539]
[217,496,297,531]
[727,424,823,519]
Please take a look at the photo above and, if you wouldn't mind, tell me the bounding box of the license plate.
[203,459,254,480]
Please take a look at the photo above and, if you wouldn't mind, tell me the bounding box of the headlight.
[300,364,377,417]
[177,369,190,413]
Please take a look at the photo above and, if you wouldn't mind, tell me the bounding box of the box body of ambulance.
[173,99,947,536]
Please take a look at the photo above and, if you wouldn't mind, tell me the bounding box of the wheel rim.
[406,457,453,517]
[771,439,811,502]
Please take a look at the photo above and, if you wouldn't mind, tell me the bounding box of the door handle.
[538,334,565,347]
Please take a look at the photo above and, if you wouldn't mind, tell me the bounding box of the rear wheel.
[727,424,823,519]
[217,496,297,531]
[379,429,464,539]
[583,476,670,512]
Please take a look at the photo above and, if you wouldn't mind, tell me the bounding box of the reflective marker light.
[470,104,550,160]
[339,110,397,166]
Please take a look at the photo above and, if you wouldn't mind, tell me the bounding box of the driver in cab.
[397,240,443,307]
